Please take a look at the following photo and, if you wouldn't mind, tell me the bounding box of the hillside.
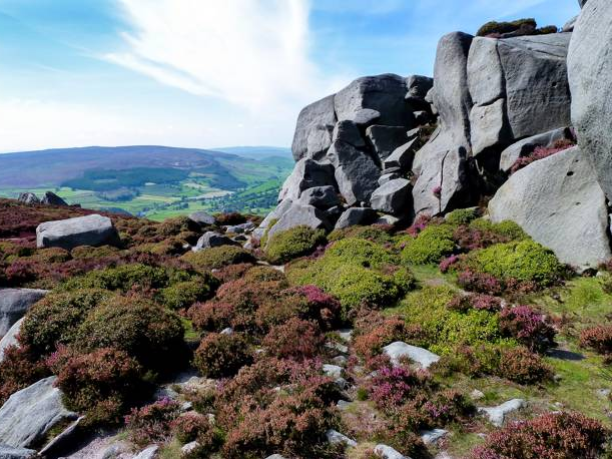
[0,146,293,220]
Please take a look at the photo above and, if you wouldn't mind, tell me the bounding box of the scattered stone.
[470,389,485,400]
[336,400,352,411]
[17,193,40,205]
[189,211,216,226]
[375,214,401,226]
[292,95,337,161]
[181,441,199,455]
[36,214,120,250]
[193,231,238,251]
[299,186,340,209]
[265,455,288,459]
[322,364,343,379]
[421,428,448,445]
[370,179,412,216]
[133,445,159,459]
[225,221,255,234]
[332,355,348,366]
[220,327,234,335]
[374,444,408,459]
[478,399,526,427]
[383,341,441,369]
[338,329,353,342]
[325,429,357,448]
[334,207,377,230]
[489,146,612,269]
[597,389,611,398]
[0,289,47,336]
[40,191,68,206]
[0,377,77,449]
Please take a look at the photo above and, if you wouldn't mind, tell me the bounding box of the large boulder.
[366,125,409,163]
[327,140,381,206]
[40,192,67,207]
[36,214,120,250]
[188,211,216,226]
[193,232,238,251]
[499,127,572,173]
[568,0,612,201]
[291,95,337,161]
[0,289,47,337]
[489,146,611,268]
[0,319,22,364]
[0,377,76,449]
[266,204,331,240]
[334,74,414,128]
[370,179,412,216]
[17,193,39,205]
[334,208,377,230]
[278,158,335,203]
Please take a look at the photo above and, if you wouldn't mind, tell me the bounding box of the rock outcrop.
[36,214,120,250]
[0,289,47,337]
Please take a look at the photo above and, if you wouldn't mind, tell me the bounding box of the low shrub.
[511,139,575,174]
[368,365,433,410]
[189,302,235,332]
[499,305,556,352]
[477,18,536,37]
[49,346,144,425]
[263,318,325,360]
[328,225,394,244]
[325,238,399,269]
[456,269,504,295]
[470,411,609,459]
[401,224,455,265]
[445,208,479,226]
[447,294,502,313]
[171,412,213,444]
[160,278,218,310]
[194,332,253,378]
[265,225,327,264]
[0,345,50,405]
[498,346,553,385]
[125,398,182,448]
[580,324,612,356]
[183,246,256,271]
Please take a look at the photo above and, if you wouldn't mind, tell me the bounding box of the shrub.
[328,225,394,244]
[499,305,556,352]
[189,302,235,332]
[465,240,564,287]
[265,226,327,264]
[511,139,575,174]
[325,238,399,269]
[498,346,553,385]
[76,295,185,373]
[49,346,144,425]
[368,365,432,410]
[580,325,612,356]
[263,318,325,360]
[0,345,50,405]
[401,225,455,265]
[194,332,253,378]
[457,269,504,295]
[183,246,256,271]
[447,294,502,313]
[445,208,479,226]
[171,412,212,444]
[470,412,609,459]
[125,398,182,448]
[215,212,247,226]
[477,18,536,37]
[160,278,218,310]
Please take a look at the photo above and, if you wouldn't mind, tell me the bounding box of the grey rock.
[366,125,409,162]
[194,232,238,251]
[375,214,401,226]
[351,108,381,127]
[322,364,343,379]
[299,186,340,209]
[38,416,85,457]
[328,140,381,206]
[0,289,47,336]
[266,455,288,459]
[563,16,578,32]
[266,204,331,241]
[406,74,434,100]
[0,445,35,459]
[335,74,414,128]
[292,94,337,161]
[189,211,216,226]
[378,172,402,186]
[383,138,419,171]
[569,0,612,201]
[255,199,294,240]
[323,205,343,222]
[374,444,408,459]
[181,441,199,455]
[421,428,448,445]
[134,445,159,459]
[17,193,39,205]
[499,33,572,140]
[36,214,120,250]
[470,98,509,157]
[479,399,526,427]
[325,429,357,448]
[332,120,365,148]
[371,179,412,216]
[489,146,611,269]
[0,319,22,364]
[278,158,335,202]
[225,221,255,234]
[334,207,377,230]
[468,37,505,107]
[499,127,571,173]
[40,192,68,207]
[579,0,587,7]
[383,341,440,369]
[0,377,76,449]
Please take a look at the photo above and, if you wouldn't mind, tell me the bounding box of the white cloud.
[107,0,347,115]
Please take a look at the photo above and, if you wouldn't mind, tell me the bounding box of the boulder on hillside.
[366,125,409,163]
[0,289,47,337]
[0,319,23,364]
[254,199,294,240]
[334,74,415,128]
[40,192,67,207]
[193,232,238,251]
[189,211,216,226]
[0,377,76,449]
[370,179,412,216]
[17,193,40,205]
[568,0,612,201]
[278,158,336,203]
[292,95,337,161]
[334,208,377,230]
[266,204,332,241]
[36,214,120,250]
[298,186,340,209]
[489,146,611,269]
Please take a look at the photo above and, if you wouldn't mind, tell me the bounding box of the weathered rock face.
[292,95,337,161]
[0,289,47,337]
[370,179,412,216]
[0,319,22,363]
[193,232,238,251]
[266,204,331,241]
[499,127,572,173]
[0,445,35,459]
[569,0,612,201]
[36,214,120,250]
[0,377,76,449]
[334,208,377,230]
[489,147,611,268]
[328,140,381,205]
[278,159,335,203]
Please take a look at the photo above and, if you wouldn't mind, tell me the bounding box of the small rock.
[193,231,238,251]
[323,364,343,379]
[189,211,216,226]
[220,327,234,335]
[181,441,199,454]
[334,208,377,230]
[334,377,350,390]
[374,444,409,459]
[133,445,159,459]
[478,399,526,427]
[421,428,448,445]
[325,341,348,354]
[265,455,288,459]
[597,389,611,398]
[383,341,440,369]
[332,355,348,366]
[40,192,68,206]
[336,400,352,411]
[17,193,40,205]
[470,389,485,400]
[325,429,357,448]
[337,329,354,342]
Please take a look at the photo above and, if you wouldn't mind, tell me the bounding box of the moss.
[445,208,479,226]
[469,219,528,242]
[401,224,455,265]
[477,18,536,36]
[265,226,327,264]
[325,238,400,269]
[328,225,394,245]
[467,240,564,286]
[183,246,256,271]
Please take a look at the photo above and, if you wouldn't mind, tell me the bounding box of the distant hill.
[0,145,294,220]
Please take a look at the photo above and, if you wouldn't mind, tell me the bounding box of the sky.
[0,0,579,153]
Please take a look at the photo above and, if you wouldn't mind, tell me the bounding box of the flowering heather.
[439,254,460,273]
[125,398,182,447]
[510,139,575,174]
[499,305,556,352]
[368,365,432,410]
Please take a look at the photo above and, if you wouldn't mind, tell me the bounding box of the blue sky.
[0,0,578,153]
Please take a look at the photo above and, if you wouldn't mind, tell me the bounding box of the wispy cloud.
[106,0,347,115]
